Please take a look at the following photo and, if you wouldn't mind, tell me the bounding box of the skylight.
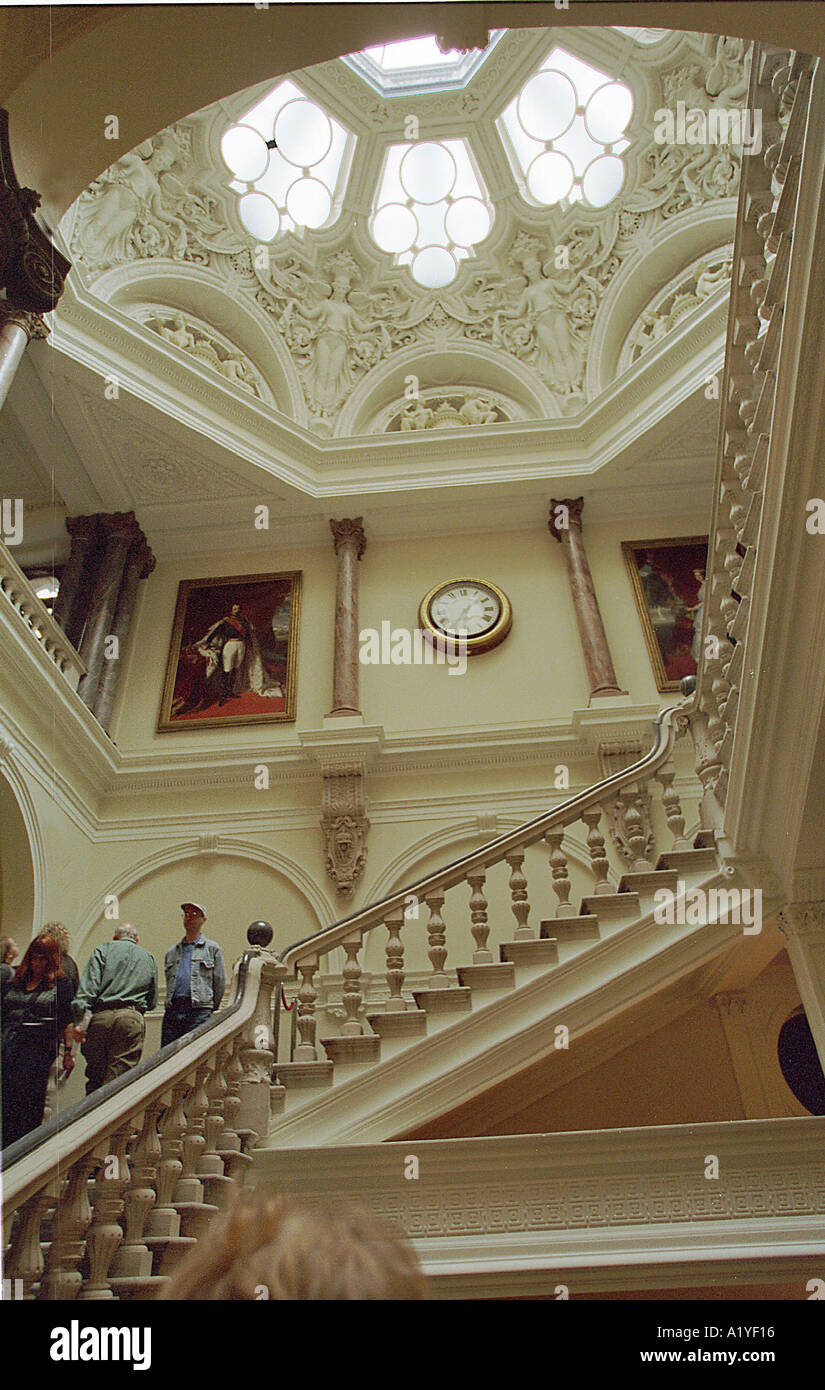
[220,79,354,241]
[498,46,633,212]
[370,138,493,288]
[343,31,504,96]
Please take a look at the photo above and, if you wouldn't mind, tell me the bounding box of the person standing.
[1,936,75,1148]
[37,922,80,999]
[0,936,19,983]
[72,923,158,1094]
[162,903,226,1046]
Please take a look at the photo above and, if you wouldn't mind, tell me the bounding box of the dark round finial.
[680,675,697,697]
[247,920,274,947]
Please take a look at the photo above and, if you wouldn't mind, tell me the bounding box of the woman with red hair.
[1,936,76,1148]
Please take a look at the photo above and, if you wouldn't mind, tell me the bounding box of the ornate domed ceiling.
[58,25,744,441]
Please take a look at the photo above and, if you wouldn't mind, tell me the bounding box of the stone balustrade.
[1,939,286,1300]
[278,701,697,1070]
[0,538,86,689]
[693,46,816,809]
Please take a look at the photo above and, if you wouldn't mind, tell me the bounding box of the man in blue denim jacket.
[161,902,226,1047]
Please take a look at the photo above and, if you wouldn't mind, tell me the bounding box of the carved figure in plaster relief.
[324,814,368,896]
[399,398,433,430]
[217,354,260,395]
[155,312,197,352]
[459,395,498,425]
[497,246,584,396]
[72,133,186,269]
[280,258,390,415]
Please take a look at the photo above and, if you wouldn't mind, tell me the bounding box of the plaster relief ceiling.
[57,26,744,445]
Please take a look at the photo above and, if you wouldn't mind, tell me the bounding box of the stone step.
[656,847,719,873]
[540,914,600,942]
[618,869,679,895]
[500,938,559,967]
[144,1235,196,1275]
[236,1128,260,1155]
[457,962,516,990]
[320,1034,381,1065]
[365,1009,428,1040]
[200,1172,235,1209]
[217,1148,253,1181]
[108,1275,169,1300]
[412,986,472,1015]
[270,1082,286,1116]
[580,892,641,917]
[274,1060,335,1090]
[694,829,717,849]
[177,1200,218,1240]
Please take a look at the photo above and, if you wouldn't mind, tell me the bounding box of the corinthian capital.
[548,497,584,541]
[330,517,366,559]
[0,300,49,340]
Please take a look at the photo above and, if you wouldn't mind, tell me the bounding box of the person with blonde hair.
[160,1190,427,1301]
[37,921,80,1000]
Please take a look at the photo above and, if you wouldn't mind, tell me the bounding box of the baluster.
[40,1152,98,1300]
[4,1184,56,1298]
[221,1040,245,1147]
[78,1124,133,1300]
[340,933,364,1035]
[581,808,612,894]
[424,890,448,987]
[546,829,575,917]
[505,850,533,939]
[294,956,319,1060]
[384,909,407,1011]
[199,1060,228,1177]
[467,869,492,963]
[620,787,654,871]
[144,1086,187,1240]
[176,1070,208,1201]
[111,1101,163,1280]
[655,763,692,851]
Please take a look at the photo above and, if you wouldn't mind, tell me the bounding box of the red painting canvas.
[622,538,708,691]
[158,571,301,730]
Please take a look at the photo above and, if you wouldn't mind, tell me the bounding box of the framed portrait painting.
[622,537,708,692]
[158,571,301,731]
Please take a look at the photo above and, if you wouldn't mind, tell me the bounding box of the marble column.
[92,541,156,732]
[77,514,142,710]
[777,904,825,1072]
[52,515,99,650]
[0,301,49,412]
[328,517,366,717]
[549,498,626,701]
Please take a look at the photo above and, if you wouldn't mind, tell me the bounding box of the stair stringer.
[262,868,766,1148]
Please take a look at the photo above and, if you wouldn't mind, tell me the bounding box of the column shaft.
[77,519,140,709]
[329,518,366,717]
[53,516,98,650]
[549,498,626,700]
[92,543,155,732]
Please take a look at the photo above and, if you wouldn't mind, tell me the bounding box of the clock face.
[419,578,512,654]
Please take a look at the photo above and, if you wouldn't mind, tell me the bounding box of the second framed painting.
[158,571,301,731]
[622,537,708,692]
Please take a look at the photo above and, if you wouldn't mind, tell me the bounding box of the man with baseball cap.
[161,902,227,1047]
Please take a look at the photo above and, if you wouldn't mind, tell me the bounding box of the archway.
[0,770,38,942]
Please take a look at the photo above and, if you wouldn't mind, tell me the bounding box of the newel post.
[235,926,287,1139]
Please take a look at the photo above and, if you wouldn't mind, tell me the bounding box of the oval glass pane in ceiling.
[581,154,625,207]
[275,99,333,167]
[286,177,332,227]
[238,191,281,241]
[412,246,457,289]
[221,125,269,181]
[585,82,634,144]
[444,196,491,247]
[400,143,457,204]
[517,70,577,142]
[372,203,418,254]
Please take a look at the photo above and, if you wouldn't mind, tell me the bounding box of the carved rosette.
[321,766,369,896]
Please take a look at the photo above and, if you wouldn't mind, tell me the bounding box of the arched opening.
[777,1007,825,1115]
[0,772,37,943]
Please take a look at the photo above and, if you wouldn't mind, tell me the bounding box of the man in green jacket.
[73,923,158,1094]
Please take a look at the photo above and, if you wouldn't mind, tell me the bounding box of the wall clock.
[418,578,512,654]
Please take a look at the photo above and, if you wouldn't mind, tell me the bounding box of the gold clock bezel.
[418,578,513,655]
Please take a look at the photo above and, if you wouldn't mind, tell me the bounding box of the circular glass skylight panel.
[585,83,634,144]
[286,177,332,228]
[412,245,457,288]
[238,191,280,241]
[221,124,270,181]
[400,142,457,204]
[444,196,491,247]
[517,70,577,142]
[372,202,418,253]
[527,150,574,204]
[582,154,625,207]
[275,99,333,167]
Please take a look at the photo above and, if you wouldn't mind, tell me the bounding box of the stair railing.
[278,698,697,1062]
[1,939,286,1300]
[690,44,816,813]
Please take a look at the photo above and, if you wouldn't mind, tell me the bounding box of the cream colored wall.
[112,513,707,750]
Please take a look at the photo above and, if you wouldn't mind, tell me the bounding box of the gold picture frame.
[158,570,301,731]
[622,537,708,692]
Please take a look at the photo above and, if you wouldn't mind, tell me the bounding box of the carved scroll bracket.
[321,763,370,898]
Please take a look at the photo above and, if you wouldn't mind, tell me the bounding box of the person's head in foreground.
[160,1190,427,1300]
